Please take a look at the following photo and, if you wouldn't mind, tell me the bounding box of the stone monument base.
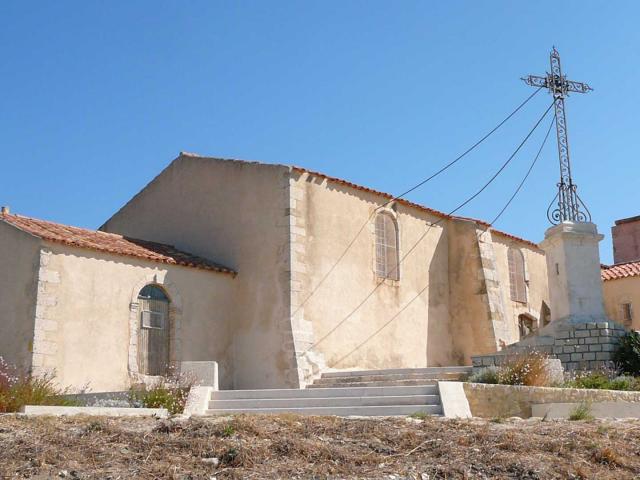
[472,316,627,373]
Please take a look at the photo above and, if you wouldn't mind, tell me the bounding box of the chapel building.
[0,153,551,391]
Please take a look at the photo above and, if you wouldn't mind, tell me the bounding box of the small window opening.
[621,303,633,328]
[375,212,400,281]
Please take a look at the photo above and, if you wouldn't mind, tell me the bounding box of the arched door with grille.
[137,285,170,376]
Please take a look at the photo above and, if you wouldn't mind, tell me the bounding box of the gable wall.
[101,156,296,389]
[34,243,235,392]
[0,222,41,370]
[291,171,454,374]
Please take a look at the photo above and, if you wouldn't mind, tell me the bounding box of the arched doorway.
[137,285,170,376]
[518,313,537,340]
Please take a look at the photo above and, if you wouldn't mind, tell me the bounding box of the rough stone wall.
[471,320,627,372]
[463,382,640,418]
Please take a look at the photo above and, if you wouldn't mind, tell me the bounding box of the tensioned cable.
[302,100,556,355]
[292,87,543,318]
[328,106,558,367]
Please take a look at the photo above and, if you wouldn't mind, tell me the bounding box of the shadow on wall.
[427,229,456,366]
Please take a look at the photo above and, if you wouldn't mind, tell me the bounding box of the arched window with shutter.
[375,212,400,281]
[507,247,527,304]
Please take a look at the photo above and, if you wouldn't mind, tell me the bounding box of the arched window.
[507,247,527,304]
[375,212,400,281]
[137,285,170,376]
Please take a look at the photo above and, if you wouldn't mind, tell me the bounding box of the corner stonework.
[282,170,326,387]
[31,249,60,377]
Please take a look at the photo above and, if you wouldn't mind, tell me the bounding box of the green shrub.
[468,366,500,384]
[613,331,640,375]
[0,357,76,413]
[566,372,610,390]
[568,402,593,421]
[129,368,194,415]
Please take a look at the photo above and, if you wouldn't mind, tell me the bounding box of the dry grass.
[1,414,640,479]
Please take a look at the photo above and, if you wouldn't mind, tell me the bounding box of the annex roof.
[0,212,235,275]
[601,260,640,282]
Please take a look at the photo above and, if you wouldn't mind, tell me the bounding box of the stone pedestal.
[540,222,606,322]
[472,221,627,372]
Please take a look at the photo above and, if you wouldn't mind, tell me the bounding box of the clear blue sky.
[1,1,637,263]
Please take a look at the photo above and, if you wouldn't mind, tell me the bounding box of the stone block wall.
[471,320,627,372]
[463,382,640,418]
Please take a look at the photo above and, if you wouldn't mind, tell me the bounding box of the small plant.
[129,366,194,415]
[468,366,500,384]
[614,331,640,375]
[221,424,235,437]
[0,357,76,413]
[498,351,550,386]
[568,402,593,421]
[467,353,552,387]
[409,411,429,420]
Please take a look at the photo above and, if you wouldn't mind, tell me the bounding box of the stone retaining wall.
[471,320,626,372]
[463,382,640,418]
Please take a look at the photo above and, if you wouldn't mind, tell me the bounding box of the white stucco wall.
[100,155,295,389]
[35,243,235,392]
[0,222,40,370]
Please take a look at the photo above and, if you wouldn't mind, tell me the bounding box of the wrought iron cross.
[522,47,593,224]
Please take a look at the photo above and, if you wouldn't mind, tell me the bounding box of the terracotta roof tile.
[601,261,640,281]
[290,166,541,249]
[0,213,235,275]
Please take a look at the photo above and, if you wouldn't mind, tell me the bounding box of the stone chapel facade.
[0,153,551,392]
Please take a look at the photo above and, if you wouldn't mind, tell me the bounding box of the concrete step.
[307,379,441,388]
[312,372,465,385]
[205,404,442,417]
[209,394,440,409]
[320,366,472,378]
[211,385,437,400]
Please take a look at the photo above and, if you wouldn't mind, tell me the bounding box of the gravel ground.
[1,414,639,479]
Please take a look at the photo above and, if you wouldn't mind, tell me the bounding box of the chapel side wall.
[37,244,235,392]
[446,219,499,364]
[293,172,455,370]
[100,156,294,389]
[603,277,640,329]
[0,222,40,370]
[492,237,549,344]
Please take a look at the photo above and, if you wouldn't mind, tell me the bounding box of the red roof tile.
[0,213,235,275]
[601,261,640,281]
[290,166,541,249]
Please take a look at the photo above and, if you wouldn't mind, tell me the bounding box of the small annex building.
[0,153,551,392]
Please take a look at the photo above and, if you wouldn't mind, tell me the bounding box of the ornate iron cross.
[522,47,593,224]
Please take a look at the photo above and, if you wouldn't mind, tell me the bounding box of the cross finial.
[522,48,593,225]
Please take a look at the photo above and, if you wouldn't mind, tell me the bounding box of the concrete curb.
[20,405,169,417]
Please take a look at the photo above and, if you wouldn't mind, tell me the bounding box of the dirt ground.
[1,414,640,479]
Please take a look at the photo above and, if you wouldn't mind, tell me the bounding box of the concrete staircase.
[309,366,472,388]
[205,366,471,417]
